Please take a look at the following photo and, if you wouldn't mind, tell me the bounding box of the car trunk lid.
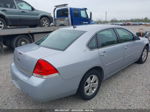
[14,44,61,77]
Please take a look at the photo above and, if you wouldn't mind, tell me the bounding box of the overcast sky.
[25,0,150,20]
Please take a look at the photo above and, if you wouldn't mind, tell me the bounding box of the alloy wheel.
[84,75,99,96]
[41,18,50,27]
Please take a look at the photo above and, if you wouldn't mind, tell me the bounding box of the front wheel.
[137,46,149,64]
[39,17,51,27]
[78,69,102,100]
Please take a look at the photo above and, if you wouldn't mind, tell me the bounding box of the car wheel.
[78,69,102,100]
[11,35,33,49]
[137,46,149,64]
[40,17,50,27]
[0,18,7,30]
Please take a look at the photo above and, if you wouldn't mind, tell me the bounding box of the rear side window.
[88,36,97,50]
[57,8,68,18]
[16,1,32,10]
[97,29,118,47]
[0,0,16,9]
[116,28,134,42]
[36,29,86,51]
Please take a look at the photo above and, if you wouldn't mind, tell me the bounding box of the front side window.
[97,29,118,47]
[116,28,134,42]
[16,1,32,10]
[0,0,16,9]
[81,10,88,18]
[36,29,86,51]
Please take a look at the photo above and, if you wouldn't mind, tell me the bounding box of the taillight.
[33,59,59,78]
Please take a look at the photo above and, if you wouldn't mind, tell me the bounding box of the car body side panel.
[98,44,124,79]
[0,8,21,25]
[123,40,144,66]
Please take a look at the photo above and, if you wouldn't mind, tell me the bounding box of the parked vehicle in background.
[53,4,93,26]
[144,31,150,43]
[11,25,149,101]
[0,0,53,30]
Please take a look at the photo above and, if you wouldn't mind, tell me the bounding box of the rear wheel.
[137,46,149,64]
[78,69,102,100]
[0,18,7,30]
[11,35,33,49]
[40,17,51,27]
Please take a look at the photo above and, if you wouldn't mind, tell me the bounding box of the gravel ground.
[0,26,150,109]
[0,47,150,109]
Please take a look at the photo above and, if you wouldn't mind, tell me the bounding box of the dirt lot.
[0,26,150,109]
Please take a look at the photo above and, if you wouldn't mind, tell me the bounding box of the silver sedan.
[11,25,149,102]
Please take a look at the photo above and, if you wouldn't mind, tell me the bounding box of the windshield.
[36,29,86,51]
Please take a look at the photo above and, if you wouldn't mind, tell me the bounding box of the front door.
[115,28,140,66]
[15,0,38,26]
[97,29,124,78]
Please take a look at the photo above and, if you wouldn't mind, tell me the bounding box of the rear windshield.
[57,8,68,18]
[35,29,86,51]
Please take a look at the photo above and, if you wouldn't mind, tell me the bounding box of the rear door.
[0,0,20,25]
[97,29,124,78]
[115,28,141,66]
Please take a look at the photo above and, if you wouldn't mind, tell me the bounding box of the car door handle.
[100,51,106,56]
[21,11,26,13]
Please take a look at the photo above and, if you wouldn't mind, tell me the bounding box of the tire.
[39,17,51,27]
[0,18,7,30]
[78,69,102,100]
[11,35,33,49]
[137,46,149,64]
[0,41,4,54]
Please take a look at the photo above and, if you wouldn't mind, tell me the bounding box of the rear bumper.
[10,63,74,102]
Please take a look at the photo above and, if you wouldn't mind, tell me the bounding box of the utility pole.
[105,11,107,22]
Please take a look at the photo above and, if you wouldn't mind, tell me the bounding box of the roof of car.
[62,24,123,32]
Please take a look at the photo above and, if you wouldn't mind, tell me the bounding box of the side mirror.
[134,35,140,40]
[90,12,92,20]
